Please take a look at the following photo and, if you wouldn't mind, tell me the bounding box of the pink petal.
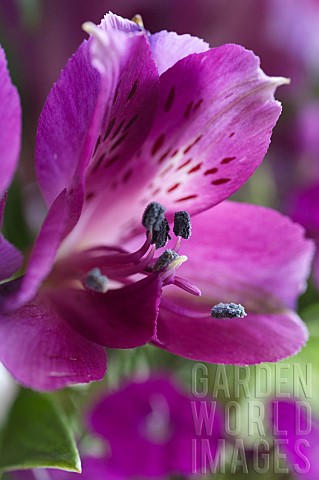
[137,44,286,217]
[0,298,106,391]
[49,274,162,349]
[0,47,21,197]
[177,201,314,310]
[155,304,308,364]
[149,30,209,75]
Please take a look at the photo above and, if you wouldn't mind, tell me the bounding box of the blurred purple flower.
[88,375,223,477]
[0,13,312,391]
[271,399,319,479]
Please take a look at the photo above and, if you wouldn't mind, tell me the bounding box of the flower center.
[54,202,198,296]
[141,393,172,444]
[53,202,247,319]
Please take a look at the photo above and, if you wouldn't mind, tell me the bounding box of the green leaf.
[0,389,81,474]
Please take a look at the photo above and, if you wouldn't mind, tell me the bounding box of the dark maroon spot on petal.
[183,135,203,155]
[127,79,138,101]
[92,135,101,156]
[113,82,121,105]
[225,92,234,99]
[221,156,236,165]
[229,132,235,138]
[158,148,172,164]
[105,154,120,169]
[193,98,203,111]
[152,187,161,196]
[104,118,116,141]
[175,194,198,202]
[151,134,165,156]
[160,164,174,177]
[86,192,95,201]
[204,167,218,175]
[167,183,180,193]
[171,149,179,157]
[123,114,139,133]
[165,86,175,112]
[110,132,129,152]
[111,119,125,140]
[211,178,231,185]
[188,163,202,174]
[92,152,106,173]
[122,169,133,183]
[184,101,193,119]
[177,158,192,170]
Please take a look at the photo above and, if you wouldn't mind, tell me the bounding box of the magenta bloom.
[271,399,319,479]
[0,46,22,287]
[88,375,222,478]
[0,13,313,391]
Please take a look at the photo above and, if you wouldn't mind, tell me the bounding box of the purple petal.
[49,274,162,349]
[0,47,21,197]
[149,30,209,75]
[270,399,319,480]
[176,201,314,311]
[36,40,100,205]
[36,15,159,250]
[66,23,159,248]
[89,375,222,477]
[0,297,106,391]
[155,303,308,364]
[4,190,69,311]
[0,235,23,281]
[100,11,140,34]
[137,44,286,217]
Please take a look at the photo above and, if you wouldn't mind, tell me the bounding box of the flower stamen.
[83,267,108,293]
[152,249,179,272]
[211,302,247,319]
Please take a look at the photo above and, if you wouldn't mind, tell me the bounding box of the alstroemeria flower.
[0,13,311,390]
[270,399,319,479]
[0,46,22,287]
